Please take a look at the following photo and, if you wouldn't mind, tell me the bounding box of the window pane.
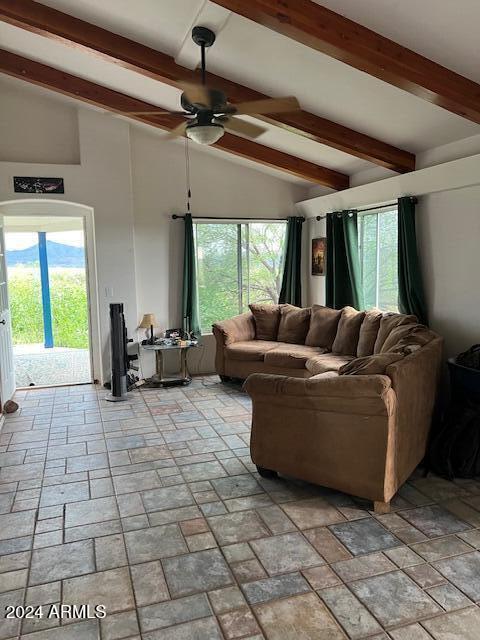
[196,224,239,332]
[358,208,399,312]
[243,223,286,309]
[360,213,378,309]
[377,209,398,312]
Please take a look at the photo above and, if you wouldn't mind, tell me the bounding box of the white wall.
[304,216,326,307]
[0,109,138,382]
[0,80,308,382]
[0,78,80,165]
[417,187,480,358]
[130,127,308,376]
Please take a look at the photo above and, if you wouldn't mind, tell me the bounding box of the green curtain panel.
[398,197,428,324]
[279,216,304,306]
[326,210,364,310]
[182,213,201,336]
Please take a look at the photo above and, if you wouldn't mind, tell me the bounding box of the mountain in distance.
[6,241,85,268]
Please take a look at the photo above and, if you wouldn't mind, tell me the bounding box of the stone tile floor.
[0,375,480,639]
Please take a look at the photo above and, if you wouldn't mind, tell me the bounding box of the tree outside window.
[195,222,286,332]
[358,207,398,312]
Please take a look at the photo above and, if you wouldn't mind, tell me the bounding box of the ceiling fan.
[122,26,301,146]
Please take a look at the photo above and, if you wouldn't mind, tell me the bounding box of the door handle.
[0,319,6,325]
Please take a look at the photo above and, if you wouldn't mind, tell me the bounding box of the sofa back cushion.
[381,323,435,354]
[305,305,342,349]
[277,304,311,344]
[373,312,418,354]
[357,309,383,357]
[339,352,404,375]
[249,303,281,341]
[332,307,366,355]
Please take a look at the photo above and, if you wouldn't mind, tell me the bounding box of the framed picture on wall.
[312,237,326,276]
[13,177,64,194]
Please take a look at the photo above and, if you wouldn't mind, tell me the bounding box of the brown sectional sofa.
[213,304,443,513]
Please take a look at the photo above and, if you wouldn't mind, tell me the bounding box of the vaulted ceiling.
[1,0,479,190]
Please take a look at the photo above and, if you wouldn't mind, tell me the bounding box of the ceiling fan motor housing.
[180,88,227,113]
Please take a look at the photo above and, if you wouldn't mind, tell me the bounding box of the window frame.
[194,219,287,333]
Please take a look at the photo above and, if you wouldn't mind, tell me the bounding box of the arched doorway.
[0,199,101,390]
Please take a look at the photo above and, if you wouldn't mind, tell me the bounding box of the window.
[195,222,286,332]
[358,206,398,312]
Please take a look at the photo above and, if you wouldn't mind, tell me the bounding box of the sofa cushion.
[305,305,342,348]
[249,304,281,341]
[373,313,418,354]
[357,309,383,357]
[225,340,279,362]
[277,304,311,344]
[264,343,326,369]
[310,371,339,380]
[306,353,354,375]
[339,352,404,375]
[381,323,436,354]
[213,312,255,346]
[332,306,366,355]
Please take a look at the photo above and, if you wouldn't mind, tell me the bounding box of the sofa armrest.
[212,312,255,346]
[244,372,392,401]
[385,336,443,483]
[246,372,398,503]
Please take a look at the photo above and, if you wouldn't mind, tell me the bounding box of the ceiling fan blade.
[166,121,188,139]
[223,116,267,139]
[231,96,300,115]
[178,81,212,107]
[121,110,186,116]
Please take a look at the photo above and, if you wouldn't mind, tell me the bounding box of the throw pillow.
[332,306,366,355]
[373,312,418,354]
[305,305,342,349]
[249,303,281,341]
[357,308,383,357]
[381,323,435,354]
[339,352,404,375]
[277,304,311,344]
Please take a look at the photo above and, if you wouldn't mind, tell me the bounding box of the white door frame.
[0,214,15,406]
[0,199,102,384]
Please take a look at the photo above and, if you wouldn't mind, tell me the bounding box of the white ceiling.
[314,0,480,83]
[1,0,479,184]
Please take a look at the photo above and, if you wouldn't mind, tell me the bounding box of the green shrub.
[8,267,89,349]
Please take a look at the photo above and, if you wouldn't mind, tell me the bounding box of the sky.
[5,230,85,251]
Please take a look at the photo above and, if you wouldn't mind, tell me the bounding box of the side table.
[142,342,199,387]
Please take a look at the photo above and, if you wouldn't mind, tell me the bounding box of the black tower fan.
[105,303,128,402]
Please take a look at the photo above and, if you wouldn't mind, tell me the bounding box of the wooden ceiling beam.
[212,0,480,125]
[0,0,414,172]
[0,49,349,189]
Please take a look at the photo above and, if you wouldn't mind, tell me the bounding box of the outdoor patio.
[13,343,91,387]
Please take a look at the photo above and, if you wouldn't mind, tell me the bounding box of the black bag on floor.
[429,401,480,479]
[457,344,480,370]
[428,350,480,479]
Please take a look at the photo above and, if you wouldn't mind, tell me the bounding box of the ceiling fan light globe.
[186,123,224,145]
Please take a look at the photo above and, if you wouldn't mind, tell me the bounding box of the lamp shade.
[139,313,157,329]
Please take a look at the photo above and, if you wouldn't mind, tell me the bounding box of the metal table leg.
[155,349,164,381]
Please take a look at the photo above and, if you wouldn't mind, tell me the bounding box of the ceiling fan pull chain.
[185,137,192,213]
[201,43,206,86]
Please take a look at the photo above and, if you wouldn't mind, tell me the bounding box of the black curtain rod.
[315,196,418,221]
[172,214,305,221]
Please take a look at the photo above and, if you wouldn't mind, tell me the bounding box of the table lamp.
[139,313,157,345]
